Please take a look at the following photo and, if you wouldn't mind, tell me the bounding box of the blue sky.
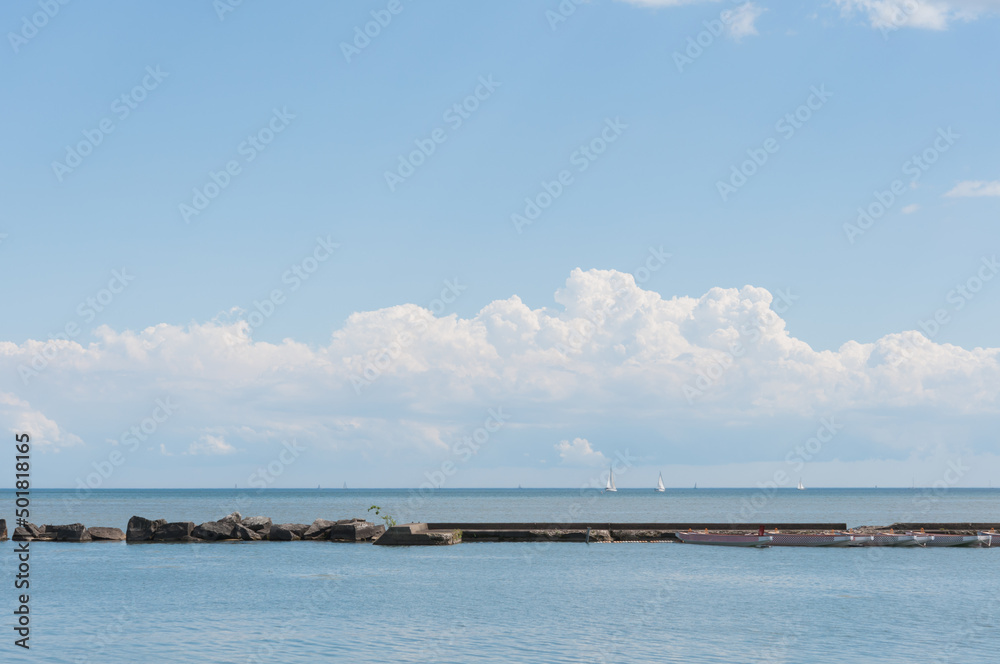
[2,0,999,489]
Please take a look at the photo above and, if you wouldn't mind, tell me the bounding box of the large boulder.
[303,519,336,540]
[126,516,167,543]
[49,524,92,542]
[243,516,272,532]
[152,522,195,542]
[34,526,58,541]
[234,524,263,541]
[12,522,45,541]
[87,527,126,541]
[269,523,310,541]
[0,519,7,541]
[219,512,242,526]
[191,521,237,541]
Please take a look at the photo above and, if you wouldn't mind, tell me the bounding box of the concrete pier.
[426,522,849,543]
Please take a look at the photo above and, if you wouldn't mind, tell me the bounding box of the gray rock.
[126,516,167,542]
[234,524,263,541]
[19,522,45,539]
[303,519,336,540]
[49,524,92,542]
[152,522,195,541]
[0,519,7,541]
[33,525,57,541]
[269,523,310,541]
[355,522,385,541]
[219,512,242,526]
[12,527,33,541]
[191,520,237,541]
[87,527,125,541]
[243,516,272,532]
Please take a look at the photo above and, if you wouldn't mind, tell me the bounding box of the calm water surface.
[1,489,996,663]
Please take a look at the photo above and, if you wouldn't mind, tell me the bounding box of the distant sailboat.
[518,483,522,489]
[797,478,805,491]
[605,468,617,492]
[655,472,665,492]
[693,482,697,490]
[343,482,347,490]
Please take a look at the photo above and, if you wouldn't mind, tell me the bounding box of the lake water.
[2,489,997,663]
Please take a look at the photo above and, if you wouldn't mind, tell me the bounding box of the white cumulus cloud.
[0,392,83,452]
[188,434,236,456]
[945,180,1000,197]
[726,3,766,40]
[555,437,609,466]
[834,0,1000,31]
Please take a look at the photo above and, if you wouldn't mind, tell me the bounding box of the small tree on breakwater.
[367,505,396,528]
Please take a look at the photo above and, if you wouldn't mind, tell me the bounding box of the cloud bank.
[2,268,999,485]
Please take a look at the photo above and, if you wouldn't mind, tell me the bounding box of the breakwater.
[6,513,386,543]
[5,514,997,545]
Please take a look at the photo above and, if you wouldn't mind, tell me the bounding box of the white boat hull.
[977,532,998,547]
[857,534,930,547]
[919,534,989,547]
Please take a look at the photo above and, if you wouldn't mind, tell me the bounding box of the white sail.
[605,468,617,492]
[797,478,805,490]
[656,472,665,492]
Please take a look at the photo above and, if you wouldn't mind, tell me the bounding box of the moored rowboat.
[769,533,854,547]
[858,533,930,547]
[909,532,989,547]
[977,531,999,547]
[675,532,772,547]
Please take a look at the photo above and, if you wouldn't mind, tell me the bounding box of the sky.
[1,0,999,490]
